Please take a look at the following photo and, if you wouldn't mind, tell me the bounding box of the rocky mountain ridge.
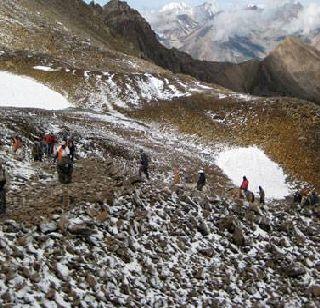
[145,1,320,63]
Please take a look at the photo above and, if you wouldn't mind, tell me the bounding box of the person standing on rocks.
[44,133,57,157]
[11,136,23,154]
[240,176,249,196]
[32,137,44,162]
[54,141,73,184]
[197,170,206,191]
[259,186,265,205]
[139,149,150,180]
[0,163,7,215]
[173,167,181,185]
[309,191,319,206]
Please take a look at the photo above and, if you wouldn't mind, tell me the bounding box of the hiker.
[55,141,73,184]
[32,138,44,162]
[240,176,249,192]
[68,139,76,162]
[309,191,319,206]
[12,136,23,154]
[259,186,265,205]
[293,191,302,204]
[197,170,206,191]
[43,133,51,156]
[139,149,149,180]
[0,163,6,215]
[173,167,181,185]
[44,133,57,156]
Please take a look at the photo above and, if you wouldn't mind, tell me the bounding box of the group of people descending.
[31,133,76,164]
[0,134,76,215]
[294,190,319,206]
[138,150,207,191]
[240,176,265,204]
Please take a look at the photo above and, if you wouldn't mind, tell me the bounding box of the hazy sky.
[87,0,315,10]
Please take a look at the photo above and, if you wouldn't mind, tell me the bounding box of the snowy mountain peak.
[160,2,191,12]
[246,4,259,10]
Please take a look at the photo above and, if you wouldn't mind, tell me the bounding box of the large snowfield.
[0,71,71,110]
[215,146,290,199]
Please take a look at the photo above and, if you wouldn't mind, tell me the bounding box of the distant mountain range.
[143,1,320,63]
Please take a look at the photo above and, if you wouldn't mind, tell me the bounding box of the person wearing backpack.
[0,163,7,215]
[32,138,44,162]
[197,170,206,191]
[139,149,150,180]
[54,141,73,184]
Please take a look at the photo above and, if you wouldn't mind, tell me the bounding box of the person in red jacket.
[240,176,249,192]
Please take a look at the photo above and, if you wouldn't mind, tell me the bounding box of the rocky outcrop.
[253,37,320,103]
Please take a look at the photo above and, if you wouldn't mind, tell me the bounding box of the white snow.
[0,71,71,110]
[33,66,59,72]
[215,146,290,199]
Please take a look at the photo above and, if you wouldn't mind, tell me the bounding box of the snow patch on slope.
[0,71,71,110]
[81,72,206,111]
[215,146,290,199]
[33,66,60,72]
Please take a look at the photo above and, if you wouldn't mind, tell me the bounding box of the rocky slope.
[3,0,319,105]
[0,107,320,306]
[0,1,320,306]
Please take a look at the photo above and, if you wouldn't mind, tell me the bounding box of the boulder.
[308,285,320,297]
[68,224,95,236]
[40,222,58,234]
[232,227,245,247]
[197,221,210,236]
[219,216,237,233]
[284,264,306,278]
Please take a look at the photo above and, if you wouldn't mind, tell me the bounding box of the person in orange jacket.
[54,141,73,184]
[12,136,23,153]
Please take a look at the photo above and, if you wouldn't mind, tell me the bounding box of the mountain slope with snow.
[145,1,320,63]
[0,0,320,307]
[143,1,217,49]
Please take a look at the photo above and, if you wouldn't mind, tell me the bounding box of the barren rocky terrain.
[0,0,319,307]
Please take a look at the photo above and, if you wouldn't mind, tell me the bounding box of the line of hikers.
[31,134,75,163]
[239,176,265,204]
[141,153,266,205]
[11,133,76,162]
[294,190,319,206]
[1,144,319,215]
